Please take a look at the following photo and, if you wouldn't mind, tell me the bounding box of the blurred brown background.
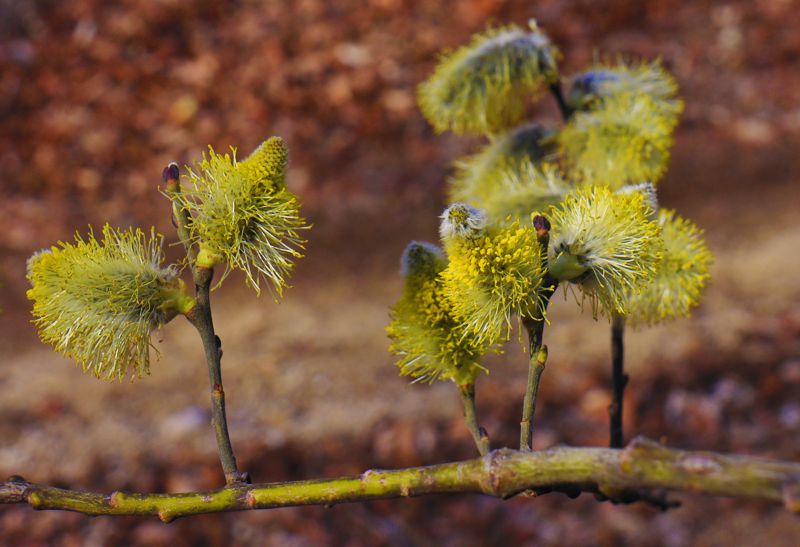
[1,0,800,545]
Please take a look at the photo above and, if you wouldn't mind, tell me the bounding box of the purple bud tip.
[533,215,551,232]
[162,162,180,183]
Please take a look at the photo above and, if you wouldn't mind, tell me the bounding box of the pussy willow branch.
[185,268,247,485]
[609,315,628,448]
[519,289,554,451]
[520,216,557,451]
[459,383,490,456]
[516,82,572,451]
[164,165,246,485]
[2,438,798,522]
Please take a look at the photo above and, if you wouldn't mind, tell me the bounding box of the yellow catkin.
[179,138,308,296]
[548,185,662,318]
[234,137,288,192]
[558,91,681,188]
[387,242,493,384]
[441,218,546,344]
[568,59,682,113]
[624,209,713,325]
[418,22,559,136]
[26,225,179,380]
[448,124,557,208]
[480,161,572,222]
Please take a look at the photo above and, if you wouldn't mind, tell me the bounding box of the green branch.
[519,317,548,451]
[458,383,491,456]
[185,267,247,485]
[164,162,246,485]
[520,215,557,451]
[2,438,798,522]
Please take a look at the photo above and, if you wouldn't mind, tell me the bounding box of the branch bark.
[520,216,558,451]
[609,315,628,448]
[3,438,798,522]
[164,164,246,485]
[185,266,247,485]
[519,317,547,451]
[458,382,491,456]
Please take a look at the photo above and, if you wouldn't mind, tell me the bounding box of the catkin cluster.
[27,137,308,380]
[389,21,713,387]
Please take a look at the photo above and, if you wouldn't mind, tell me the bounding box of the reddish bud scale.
[163,162,180,192]
[533,215,551,237]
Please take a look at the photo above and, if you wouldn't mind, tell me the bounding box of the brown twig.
[609,314,628,448]
[548,81,573,122]
[185,266,248,485]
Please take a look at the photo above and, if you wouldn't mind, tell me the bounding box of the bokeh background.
[2,0,800,545]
